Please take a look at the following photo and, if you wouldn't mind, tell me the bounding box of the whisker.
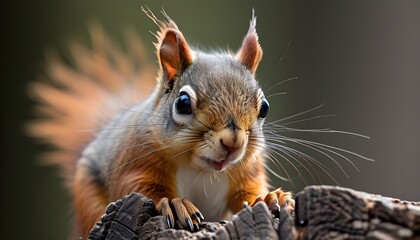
[101,136,203,178]
[224,170,236,184]
[193,117,212,130]
[268,114,336,126]
[264,76,298,94]
[265,141,314,185]
[72,126,141,133]
[71,123,186,133]
[265,138,341,185]
[268,137,351,178]
[261,39,293,89]
[266,124,370,139]
[266,92,287,99]
[282,136,373,162]
[267,126,331,133]
[265,164,290,182]
[103,135,202,154]
[118,109,167,118]
[165,143,206,162]
[247,143,292,183]
[101,144,175,178]
[270,103,325,124]
[280,144,341,185]
[266,156,294,186]
[214,172,220,183]
[265,146,303,179]
[203,173,208,198]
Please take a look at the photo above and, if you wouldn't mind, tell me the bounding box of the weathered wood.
[88,186,420,239]
[294,186,420,239]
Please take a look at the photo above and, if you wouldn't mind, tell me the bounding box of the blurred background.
[1,0,419,239]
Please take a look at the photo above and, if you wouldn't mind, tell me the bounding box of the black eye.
[259,98,269,118]
[175,93,192,114]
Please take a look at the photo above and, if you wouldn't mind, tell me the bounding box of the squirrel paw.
[157,197,204,231]
[248,188,295,217]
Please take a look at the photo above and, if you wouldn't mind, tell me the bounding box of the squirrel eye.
[175,93,192,114]
[258,98,270,119]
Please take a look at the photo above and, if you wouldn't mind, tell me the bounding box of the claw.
[273,203,281,218]
[158,197,174,228]
[196,211,204,221]
[166,215,173,228]
[251,188,295,215]
[192,212,201,223]
[185,218,194,232]
[158,197,204,231]
[274,203,281,212]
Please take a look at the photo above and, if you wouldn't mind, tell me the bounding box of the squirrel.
[28,10,294,238]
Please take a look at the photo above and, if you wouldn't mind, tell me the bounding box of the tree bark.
[88,185,420,239]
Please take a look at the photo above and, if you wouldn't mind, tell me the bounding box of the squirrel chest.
[176,165,230,221]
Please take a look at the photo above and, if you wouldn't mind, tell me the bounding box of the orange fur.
[27,25,155,180]
[72,134,179,237]
[73,166,109,237]
[28,25,156,238]
[109,143,178,202]
[227,155,269,213]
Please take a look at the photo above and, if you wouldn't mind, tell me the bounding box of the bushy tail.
[27,25,156,182]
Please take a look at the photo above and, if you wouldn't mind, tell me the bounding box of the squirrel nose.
[217,128,247,155]
[220,139,243,153]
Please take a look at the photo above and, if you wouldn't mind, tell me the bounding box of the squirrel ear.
[236,13,263,75]
[159,29,192,84]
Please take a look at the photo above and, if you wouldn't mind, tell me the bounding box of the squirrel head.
[147,10,267,172]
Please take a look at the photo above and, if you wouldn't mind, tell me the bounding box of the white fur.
[176,165,230,221]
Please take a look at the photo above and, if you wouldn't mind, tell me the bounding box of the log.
[88,185,420,239]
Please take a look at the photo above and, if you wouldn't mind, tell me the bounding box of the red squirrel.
[28,10,294,238]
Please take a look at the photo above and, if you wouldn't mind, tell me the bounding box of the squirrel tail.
[27,25,155,183]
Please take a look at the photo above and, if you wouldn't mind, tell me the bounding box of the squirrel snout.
[218,129,247,156]
[220,139,243,153]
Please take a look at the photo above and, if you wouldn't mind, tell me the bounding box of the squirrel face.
[153,13,266,172]
[171,53,268,171]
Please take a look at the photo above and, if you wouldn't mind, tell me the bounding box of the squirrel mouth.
[201,157,229,171]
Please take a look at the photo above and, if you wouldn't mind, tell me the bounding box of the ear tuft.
[142,7,192,86]
[159,29,192,84]
[236,11,263,75]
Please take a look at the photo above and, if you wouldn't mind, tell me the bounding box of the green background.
[1,1,419,239]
